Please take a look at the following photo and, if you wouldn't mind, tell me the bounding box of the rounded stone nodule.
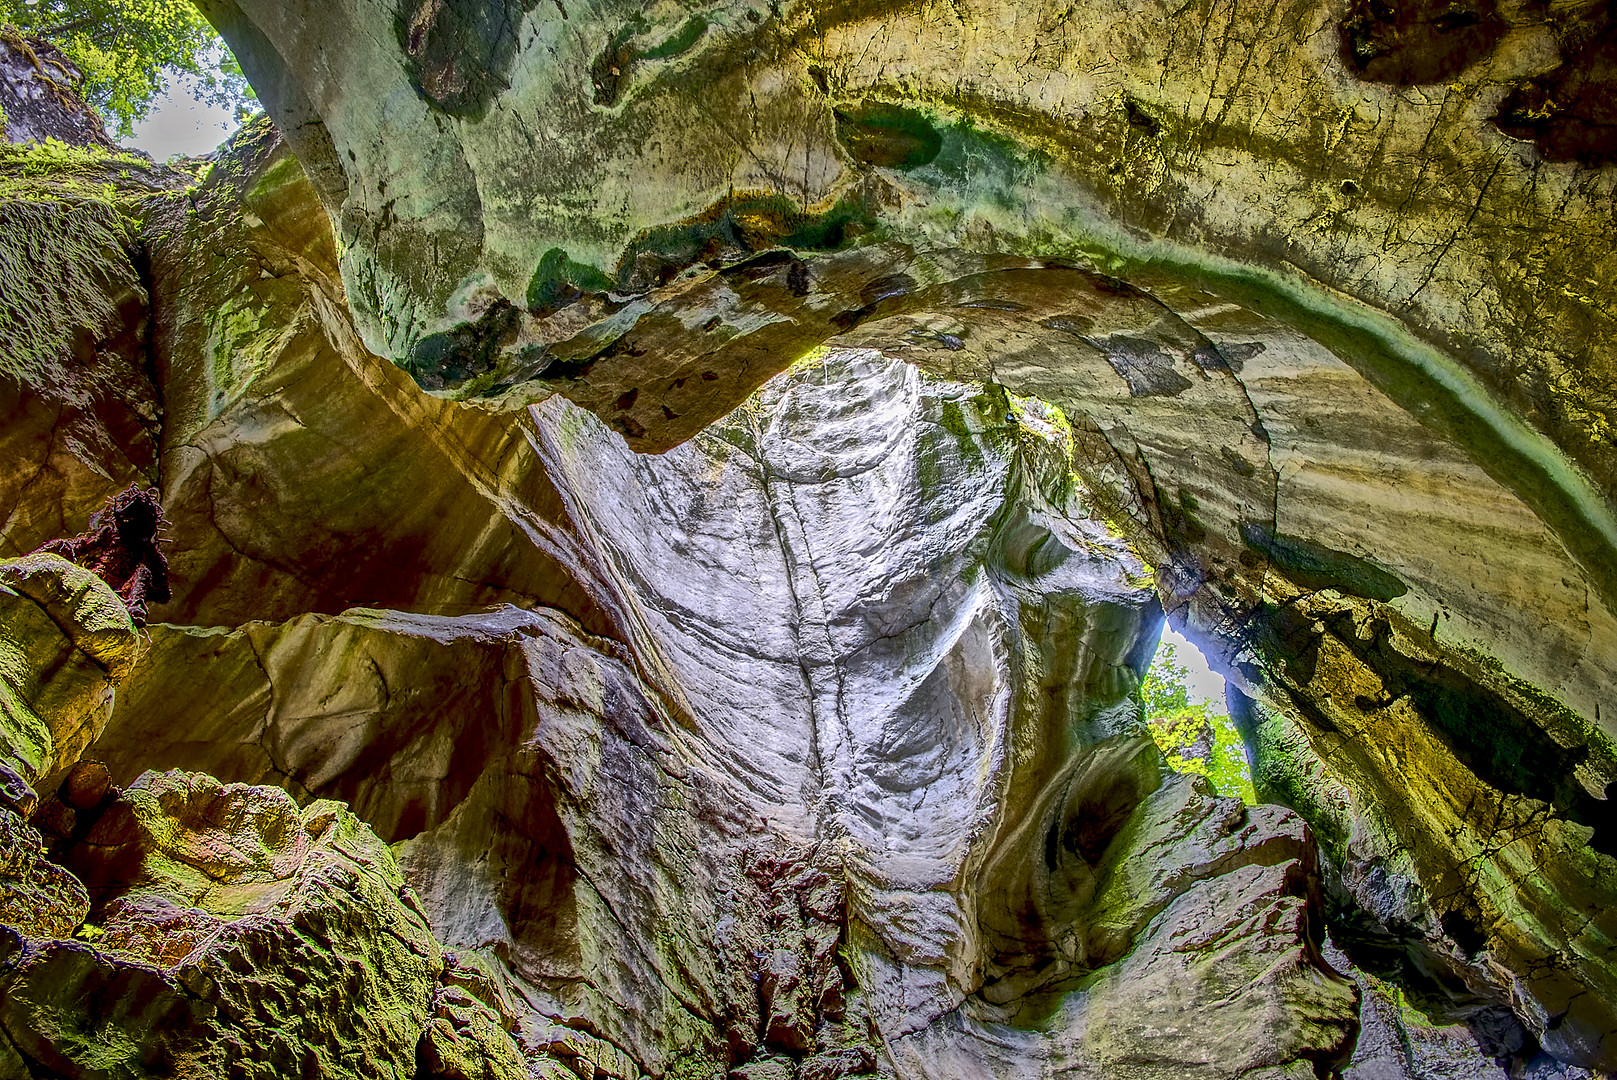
[59,760,112,812]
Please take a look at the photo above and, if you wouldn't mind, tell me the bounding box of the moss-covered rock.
[2,770,447,1079]
[0,554,137,791]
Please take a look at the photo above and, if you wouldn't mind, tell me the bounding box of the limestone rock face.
[0,528,513,1079]
[0,555,138,795]
[35,127,1357,1073]
[0,117,170,559]
[1,27,1614,1078]
[204,0,1614,500]
[183,20,1617,1066]
[96,338,1360,1076]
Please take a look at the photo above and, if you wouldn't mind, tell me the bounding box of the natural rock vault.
[0,1,1614,1077]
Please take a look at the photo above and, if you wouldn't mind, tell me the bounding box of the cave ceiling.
[184,0,1617,1066]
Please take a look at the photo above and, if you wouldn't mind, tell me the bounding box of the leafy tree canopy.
[0,0,254,136]
[1140,640,1192,714]
[1139,638,1257,804]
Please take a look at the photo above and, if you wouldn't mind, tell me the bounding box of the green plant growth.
[639,15,707,60]
[0,1,254,136]
[0,137,142,390]
[1141,640,1257,804]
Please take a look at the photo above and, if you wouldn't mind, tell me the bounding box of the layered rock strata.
[0,35,1614,1077]
[179,10,1617,1064]
[1,123,1363,1075]
[94,331,1364,1074]
[200,0,1614,502]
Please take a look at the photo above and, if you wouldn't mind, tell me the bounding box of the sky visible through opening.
[122,80,235,160]
[1160,623,1226,706]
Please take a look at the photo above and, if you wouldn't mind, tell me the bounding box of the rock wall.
[0,123,1368,1078]
[0,16,1613,1079]
[180,21,1617,1064]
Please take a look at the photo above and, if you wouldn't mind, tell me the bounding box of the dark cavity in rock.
[1339,0,1506,84]
[1495,8,1617,167]
[29,484,172,626]
[397,0,541,119]
[615,193,874,292]
[405,298,523,390]
[833,101,944,170]
[1087,334,1194,397]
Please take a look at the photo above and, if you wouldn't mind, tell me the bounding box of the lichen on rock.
[0,553,138,794]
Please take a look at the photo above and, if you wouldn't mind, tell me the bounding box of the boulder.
[0,554,138,792]
[1,770,448,1079]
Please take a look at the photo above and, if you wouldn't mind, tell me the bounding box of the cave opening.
[1139,622,1256,805]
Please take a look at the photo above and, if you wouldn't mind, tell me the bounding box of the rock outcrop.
[177,14,1617,1066]
[0,548,521,1079]
[95,314,1364,1074]
[0,555,138,800]
[4,122,1363,1076]
[0,101,171,560]
[7,770,445,1079]
[200,0,1615,496]
[0,33,116,150]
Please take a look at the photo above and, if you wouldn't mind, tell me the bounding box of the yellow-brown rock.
[2,14,1615,1078]
[0,554,137,792]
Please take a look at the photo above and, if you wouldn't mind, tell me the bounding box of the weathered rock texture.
[2,122,1367,1076]
[8,770,445,1079]
[95,311,1365,1074]
[0,555,138,798]
[0,34,116,150]
[0,98,171,560]
[0,542,521,1079]
[0,15,1614,1079]
[185,0,1617,1067]
[200,0,1616,506]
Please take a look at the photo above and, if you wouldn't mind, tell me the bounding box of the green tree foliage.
[1140,640,1192,714]
[1140,639,1258,804]
[0,0,253,136]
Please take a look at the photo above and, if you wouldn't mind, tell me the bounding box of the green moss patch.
[834,101,943,170]
[0,139,146,393]
[526,247,616,313]
[613,191,876,291]
[640,16,709,60]
[592,14,711,106]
